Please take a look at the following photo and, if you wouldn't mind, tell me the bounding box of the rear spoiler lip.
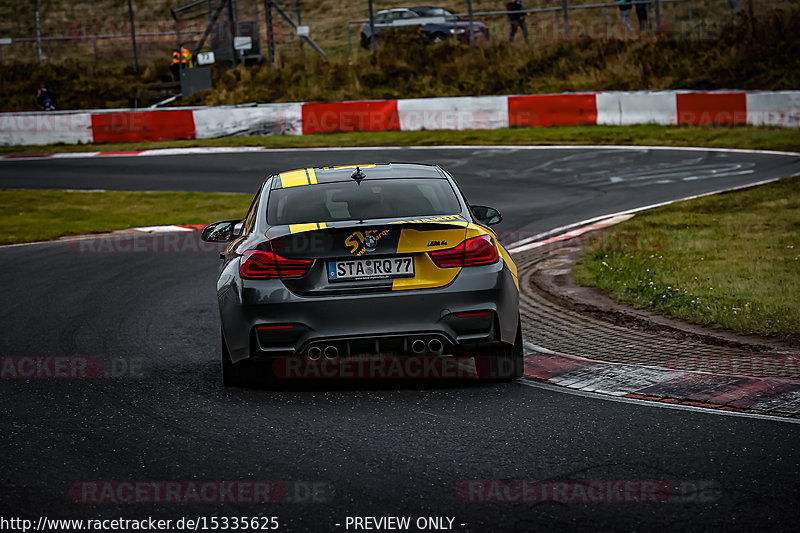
[264,215,471,238]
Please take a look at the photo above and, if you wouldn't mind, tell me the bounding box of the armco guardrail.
[1,91,798,146]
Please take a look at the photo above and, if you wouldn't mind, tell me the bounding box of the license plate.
[327,256,414,282]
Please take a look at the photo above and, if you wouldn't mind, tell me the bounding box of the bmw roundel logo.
[364,235,377,251]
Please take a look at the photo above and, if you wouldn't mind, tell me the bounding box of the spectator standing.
[506,0,528,43]
[619,0,633,34]
[36,84,57,111]
[170,49,181,81]
[180,46,193,69]
[635,0,652,32]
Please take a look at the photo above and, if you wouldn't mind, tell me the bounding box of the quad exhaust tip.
[311,339,443,358]
[411,339,427,354]
[324,345,339,359]
[427,338,444,356]
[307,346,322,360]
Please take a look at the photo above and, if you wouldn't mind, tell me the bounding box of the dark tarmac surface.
[1,146,799,532]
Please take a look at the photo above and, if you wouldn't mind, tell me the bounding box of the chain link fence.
[0,0,795,69]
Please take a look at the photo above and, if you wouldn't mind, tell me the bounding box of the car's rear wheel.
[475,317,524,381]
[221,330,277,387]
[221,330,241,386]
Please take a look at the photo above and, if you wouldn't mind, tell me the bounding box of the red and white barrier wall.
[1,91,798,146]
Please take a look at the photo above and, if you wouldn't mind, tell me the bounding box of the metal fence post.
[127,0,139,73]
[688,0,693,28]
[655,0,661,33]
[264,0,275,68]
[747,0,753,17]
[561,0,569,39]
[254,0,259,38]
[554,9,558,38]
[33,0,42,64]
[368,0,376,51]
[297,0,304,52]
[467,0,474,45]
[228,0,239,67]
[601,6,607,39]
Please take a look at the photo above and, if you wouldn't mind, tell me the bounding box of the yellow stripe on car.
[391,226,467,291]
[288,222,328,234]
[498,245,519,290]
[280,169,310,188]
[390,214,466,225]
[392,253,461,291]
[289,223,317,234]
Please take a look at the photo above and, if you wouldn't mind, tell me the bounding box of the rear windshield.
[267,178,462,225]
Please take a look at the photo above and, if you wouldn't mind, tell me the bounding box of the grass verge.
[2,125,799,155]
[573,175,800,344]
[0,189,250,245]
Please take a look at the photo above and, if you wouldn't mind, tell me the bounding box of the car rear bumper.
[219,262,519,363]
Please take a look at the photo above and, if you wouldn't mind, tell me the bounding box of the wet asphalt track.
[1,146,800,532]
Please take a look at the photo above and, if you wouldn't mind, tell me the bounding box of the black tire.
[221,330,276,387]
[360,34,371,49]
[475,318,524,381]
[430,32,448,43]
[220,330,240,386]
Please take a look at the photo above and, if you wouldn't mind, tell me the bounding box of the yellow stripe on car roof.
[289,222,327,234]
[281,165,379,187]
[280,169,310,188]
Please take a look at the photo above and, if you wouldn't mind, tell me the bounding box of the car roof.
[409,6,452,12]
[270,163,447,189]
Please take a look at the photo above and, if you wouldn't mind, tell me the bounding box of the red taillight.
[239,250,312,279]
[463,235,499,266]
[455,311,492,318]
[275,254,314,278]
[429,235,499,268]
[428,241,465,268]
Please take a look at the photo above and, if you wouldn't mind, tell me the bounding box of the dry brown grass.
[1,3,796,111]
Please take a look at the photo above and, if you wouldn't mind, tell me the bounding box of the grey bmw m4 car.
[201,162,523,385]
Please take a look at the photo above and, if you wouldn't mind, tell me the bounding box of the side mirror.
[470,205,502,226]
[201,220,240,242]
